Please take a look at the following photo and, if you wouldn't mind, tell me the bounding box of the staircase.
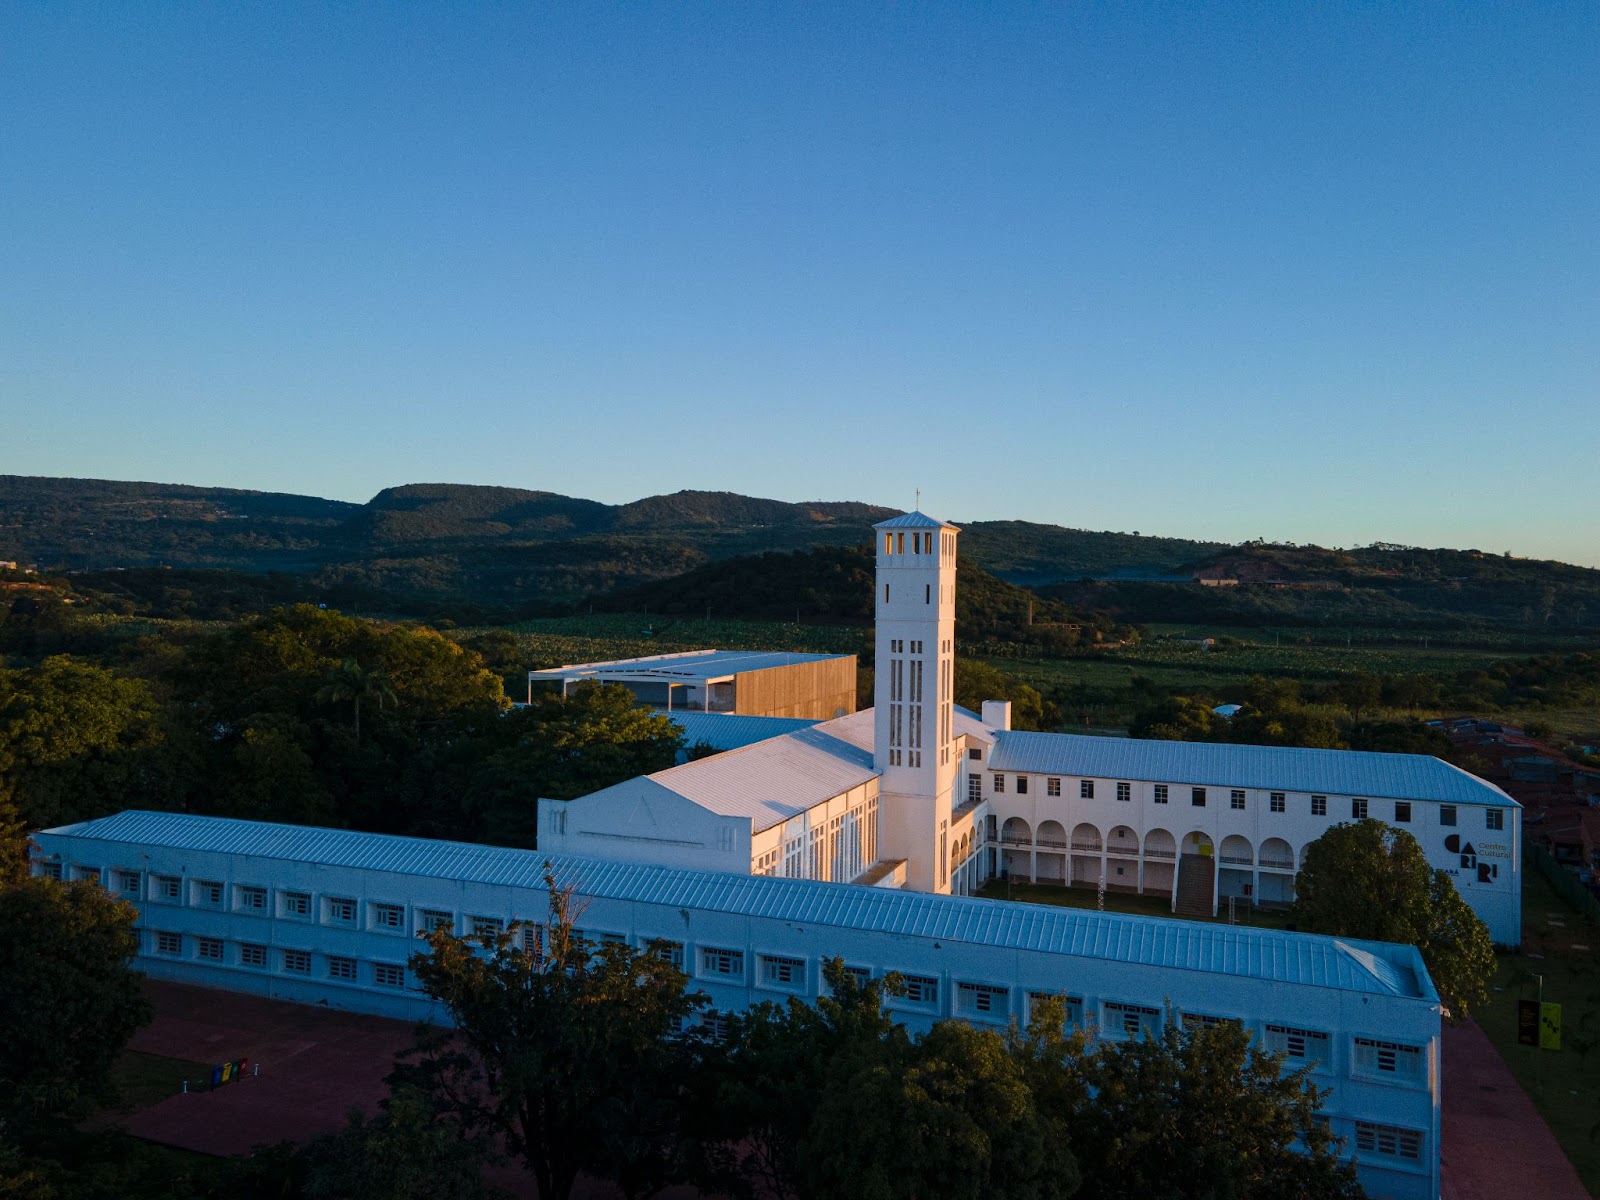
[1173,853,1215,917]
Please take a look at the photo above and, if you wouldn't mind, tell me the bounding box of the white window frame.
[327,955,358,981]
[326,896,358,925]
[1105,1001,1160,1040]
[700,947,744,979]
[760,954,806,990]
[956,981,1008,1018]
[153,874,182,902]
[154,931,184,957]
[371,902,405,931]
[236,884,267,913]
[280,891,311,919]
[1266,1023,1330,1066]
[282,949,312,975]
[900,974,939,1007]
[196,936,225,962]
[1269,792,1285,813]
[373,962,406,989]
[1354,1121,1423,1163]
[239,943,268,969]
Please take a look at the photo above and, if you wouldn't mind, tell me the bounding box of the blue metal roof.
[873,511,958,530]
[43,810,1432,999]
[669,712,819,753]
[987,731,1516,807]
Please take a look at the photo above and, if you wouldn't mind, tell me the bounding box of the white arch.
[1070,822,1102,852]
[1106,825,1139,855]
[1260,837,1294,869]
[1001,816,1032,844]
[1037,819,1067,848]
[1144,828,1176,859]
[1219,834,1253,864]
[1182,830,1215,856]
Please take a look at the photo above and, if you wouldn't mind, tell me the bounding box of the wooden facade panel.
[734,657,858,720]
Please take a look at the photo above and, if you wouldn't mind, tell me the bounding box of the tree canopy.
[1294,819,1496,1020]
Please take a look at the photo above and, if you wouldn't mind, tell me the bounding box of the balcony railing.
[1035,837,1067,849]
[1219,854,1254,865]
[1143,848,1176,860]
[1001,835,1032,847]
[1070,840,1102,852]
[1106,844,1139,856]
[1259,857,1295,870]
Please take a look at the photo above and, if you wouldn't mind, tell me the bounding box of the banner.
[1540,1003,1562,1051]
[1517,999,1539,1047]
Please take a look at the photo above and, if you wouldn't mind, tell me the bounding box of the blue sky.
[2,3,1596,564]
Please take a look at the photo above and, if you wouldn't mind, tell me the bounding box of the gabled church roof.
[873,510,959,530]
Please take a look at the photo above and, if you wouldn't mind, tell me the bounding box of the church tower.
[872,512,958,893]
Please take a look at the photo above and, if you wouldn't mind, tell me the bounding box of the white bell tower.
[872,512,958,893]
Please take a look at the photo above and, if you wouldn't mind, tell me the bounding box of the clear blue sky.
[2,3,1596,564]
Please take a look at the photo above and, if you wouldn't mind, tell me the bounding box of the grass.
[973,879,1297,931]
[1474,866,1600,1195]
[101,1049,214,1117]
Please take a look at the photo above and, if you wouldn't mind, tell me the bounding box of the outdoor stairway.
[1172,853,1215,917]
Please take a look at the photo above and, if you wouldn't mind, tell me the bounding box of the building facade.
[35,809,1444,1200]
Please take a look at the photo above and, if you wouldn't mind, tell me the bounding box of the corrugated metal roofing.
[873,511,958,530]
[43,810,1432,1000]
[530,649,848,683]
[987,731,1516,807]
[669,712,818,753]
[819,707,991,755]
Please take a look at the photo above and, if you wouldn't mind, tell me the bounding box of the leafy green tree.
[399,868,704,1200]
[0,878,152,1139]
[1295,819,1495,1019]
[0,656,163,828]
[315,657,397,742]
[1064,1019,1363,1200]
[299,1085,502,1200]
[955,660,1054,731]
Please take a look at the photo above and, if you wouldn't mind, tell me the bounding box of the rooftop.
[668,712,819,754]
[41,810,1435,1000]
[529,648,850,684]
[987,731,1518,807]
[873,510,959,530]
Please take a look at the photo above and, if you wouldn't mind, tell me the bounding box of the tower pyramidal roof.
[873,510,958,530]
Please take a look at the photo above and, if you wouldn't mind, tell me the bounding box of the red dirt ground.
[123,979,1591,1199]
[1439,1018,1590,1200]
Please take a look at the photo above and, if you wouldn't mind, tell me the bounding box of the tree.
[0,878,152,1139]
[1294,819,1495,1020]
[399,868,705,1200]
[299,1085,502,1200]
[315,657,397,743]
[1062,1019,1363,1200]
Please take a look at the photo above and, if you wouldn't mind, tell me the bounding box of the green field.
[101,1048,214,1116]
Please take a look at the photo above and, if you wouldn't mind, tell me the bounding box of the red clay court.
[121,979,1591,1199]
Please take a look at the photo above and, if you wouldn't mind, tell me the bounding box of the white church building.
[542,512,1521,946]
[32,510,1520,1200]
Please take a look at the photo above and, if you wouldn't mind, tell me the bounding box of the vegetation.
[1294,820,1496,1020]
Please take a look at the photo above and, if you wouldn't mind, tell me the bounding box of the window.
[1016,775,1029,795]
[35,859,62,880]
[116,869,141,894]
[372,903,404,930]
[1311,795,1328,817]
[1181,1011,1238,1031]
[419,909,453,933]
[1354,1122,1423,1162]
[197,937,224,962]
[240,943,268,969]
[1153,785,1168,805]
[703,1015,731,1042]
[1270,792,1286,813]
[957,982,1008,1017]
[1440,805,1457,826]
[236,885,267,912]
[761,955,805,988]
[701,947,743,978]
[992,774,1005,793]
[967,747,981,760]
[1105,1001,1160,1039]
[1072,779,1091,800]
[155,931,183,957]
[1354,1038,1423,1082]
[282,949,312,975]
[1047,777,1061,797]
[967,774,982,804]
[1486,809,1504,831]
[1191,787,1207,807]
[1025,992,1085,1027]
[194,879,223,906]
[328,956,358,981]
[1394,801,1412,823]
[154,874,182,901]
[1265,1024,1329,1064]
[901,975,939,1006]
[281,891,311,918]
[470,915,504,938]
[326,896,357,924]
[646,938,684,969]
[840,964,873,988]
[1351,798,1368,819]
[1116,781,1131,803]
[373,963,405,989]
[75,865,102,884]
[1231,789,1246,811]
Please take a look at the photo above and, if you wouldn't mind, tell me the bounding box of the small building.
[528,649,857,720]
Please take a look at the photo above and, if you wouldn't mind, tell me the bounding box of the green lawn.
[1473,867,1600,1195]
[974,879,1296,930]
[101,1049,214,1116]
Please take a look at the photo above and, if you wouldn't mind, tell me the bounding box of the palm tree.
[315,658,396,743]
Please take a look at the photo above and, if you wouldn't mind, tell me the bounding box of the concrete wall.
[538,780,750,874]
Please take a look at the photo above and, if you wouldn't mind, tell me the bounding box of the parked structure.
[34,809,1444,1200]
